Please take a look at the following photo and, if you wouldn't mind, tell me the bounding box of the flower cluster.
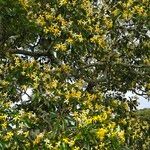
[0,0,149,149]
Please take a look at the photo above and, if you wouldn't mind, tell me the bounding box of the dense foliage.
[0,0,150,149]
[136,108,150,123]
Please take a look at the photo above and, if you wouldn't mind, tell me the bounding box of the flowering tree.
[0,0,150,149]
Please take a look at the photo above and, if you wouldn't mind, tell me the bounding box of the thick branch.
[5,48,49,57]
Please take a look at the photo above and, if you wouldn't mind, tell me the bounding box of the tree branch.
[5,48,49,57]
[130,89,149,97]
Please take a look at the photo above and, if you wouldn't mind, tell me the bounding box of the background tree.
[136,108,150,123]
[0,0,150,149]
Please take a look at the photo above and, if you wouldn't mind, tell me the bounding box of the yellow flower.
[33,133,44,145]
[23,131,29,138]
[45,13,53,20]
[0,115,7,121]
[73,33,84,42]
[134,6,144,15]
[126,0,133,7]
[2,122,7,129]
[51,80,58,88]
[122,10,132,20]
[112,9,120,16]
[73,91,82,99]
[46,25,61,36]
[118,130,125,142]
[119,119,127,125]
[66,37,74,44]
[4,132,13,141]
[75,80,84,88]
[54,43,67,51]
[1,80,9,86]
[65,89,81,100]
[36,15,46,26]
[63,138,69,143]
[96,128,107,140]
[63,138,75,146]
[85,118,92,125]
[102,112,107,120]
[108,122,116,129]
[61,64,71,73]
[90,35,106,48]
[59,0,68,6]
[103,17,113,29]
[19,0,29,8]
[93,115,102,122]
